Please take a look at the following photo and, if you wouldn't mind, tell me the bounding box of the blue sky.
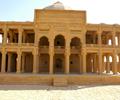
[0,0,120,24]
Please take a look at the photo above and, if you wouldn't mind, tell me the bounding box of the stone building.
[0,1,120,77]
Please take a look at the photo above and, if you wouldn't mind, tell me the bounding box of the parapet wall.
[0,74,119,86]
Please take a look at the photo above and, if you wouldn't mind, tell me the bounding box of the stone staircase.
[53,77,68,86]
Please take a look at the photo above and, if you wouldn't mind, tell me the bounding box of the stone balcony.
[70,46,81,54]
[86,44,99,48]
[22,43,34,46]
[39,46,49,53]
[54,46,65,54]
[102,44,113,48]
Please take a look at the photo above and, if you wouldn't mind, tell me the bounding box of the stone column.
[82,50,86,73]
[102,55,105,72]
[17,51,21,73]
[65,53,70,74]
[49,40,54,74]
[119,35,120,47]
[49,53,54,74]
[18,28,22,45]
[34,28,39,47]
[106,55,110,73]
[98,51,102,74]
[112,51,117,74]
[7,53,12,72]
[79,55,82,73]
[112,32,116,47]
[119,55,120,73]
[98,32,101,46]
[93,54,97,73]
[22,53,25,73]
[23,31,25,43]
[33,52,38,73]
[65,39,70,74]
[1,50,6,73]
[3,27,7,45]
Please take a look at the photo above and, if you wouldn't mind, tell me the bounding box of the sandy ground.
[0,85,119,100]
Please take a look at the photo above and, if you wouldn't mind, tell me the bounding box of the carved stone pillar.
[82,50,86,73]
[112,51,117,74]
[49,53,54,74]
[22,53,25,73]
[65,39,70,74]
[106,55,110,73]
[49,39,54,74]
[112,32,116,47]
[79,55,82,73]
[17,51,21,73]
[18,28,22,45]
[1,50,6,73]
[93,54,97,73]
[3,26,7,45]
[98,51,102,74]
[7,53,12,72]
[65,53,70,74]
[33,52,38,74]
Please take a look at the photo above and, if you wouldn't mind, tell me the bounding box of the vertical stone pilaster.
[98,51,102,74]
[49,53,54,74]
[82,50,86,73]
[112,51,117,74]
[7,53,12,72]
[93,54,96,73]
[17,51,21,73]
[33,54,38,74]
[65,53,70,74]
[49,39,54,74]
[65,39,70,74]
[98,32,101,46]
[18,27,22,45]
[79,55,82,73]
[22,53,25,73]
[112,32,116,47]
[106,55,110,73]
[118,35,120,47]
[1,50,6,73]
[33,48,39,74]
[3,26,7,45]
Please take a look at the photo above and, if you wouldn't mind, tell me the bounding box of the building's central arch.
[54,54,64,74]
[54,35,65,74]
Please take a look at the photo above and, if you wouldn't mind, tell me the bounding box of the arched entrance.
[70,37,82,74]
[38,36,49,73]
[54,54,64,74]
[56,58,62,68]
[54,35,65,74]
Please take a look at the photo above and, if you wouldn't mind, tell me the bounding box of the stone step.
[53,77,68,86]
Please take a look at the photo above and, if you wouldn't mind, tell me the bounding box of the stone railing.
[70,46,80,53]
[86,44,99,47]
[102,44,113,48]
[22,43,34,46]
[39,46,49,49]
[55,46,65,49]
[70,46,80,49]
[39,46,49,53]
[54,46,65,53]
[7,43,18,46]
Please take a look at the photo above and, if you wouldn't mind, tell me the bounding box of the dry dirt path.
[0,85,119,100]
